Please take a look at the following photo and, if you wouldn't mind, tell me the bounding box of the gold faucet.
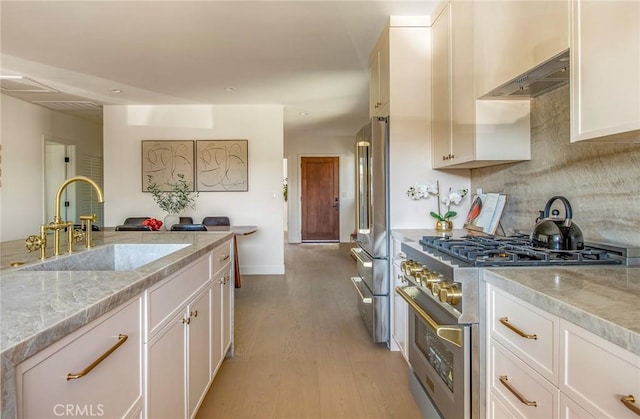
[26,176,104,259]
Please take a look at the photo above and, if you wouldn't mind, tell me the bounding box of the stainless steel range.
[397,233,630,419]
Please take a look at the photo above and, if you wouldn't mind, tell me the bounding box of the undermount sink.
[19,243,190,272]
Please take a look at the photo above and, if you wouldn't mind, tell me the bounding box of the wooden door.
[301,157,339,242]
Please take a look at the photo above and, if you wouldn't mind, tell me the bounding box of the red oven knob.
[438,283,461,305]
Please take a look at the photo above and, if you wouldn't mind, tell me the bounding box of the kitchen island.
[0,230,234,418]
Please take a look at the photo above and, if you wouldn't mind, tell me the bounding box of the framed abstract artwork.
[195,140,248,192]
[141,140,195,191]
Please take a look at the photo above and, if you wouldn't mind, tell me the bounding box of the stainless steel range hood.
[479,49,570,99]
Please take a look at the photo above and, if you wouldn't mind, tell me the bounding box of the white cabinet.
[559,319,640,418]
[211,241,232,377]
[432,0,531,169]
[570,0,640,143]
[16,297,143,419]
[369,29,390,117]
[390,238,408,360]
[473,0,569,98]
[485,281,640,419]
[187,288,212,417]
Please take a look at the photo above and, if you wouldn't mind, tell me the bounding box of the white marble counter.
[0,231,233,418]
[483,266,640,355]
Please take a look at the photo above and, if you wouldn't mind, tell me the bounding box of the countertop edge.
[482,268,640,356]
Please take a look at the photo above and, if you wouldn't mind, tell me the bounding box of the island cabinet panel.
[187,288,212,418]
[16,296,143,419]
[570,0,640,143]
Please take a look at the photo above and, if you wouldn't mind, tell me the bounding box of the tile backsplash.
[471,84,640,247]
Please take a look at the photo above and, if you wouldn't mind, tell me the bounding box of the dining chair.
[179,216,194,224]
[115,225,152,231]
[201,216,230,226]
[123,217,152,225]
[170,223,207,231]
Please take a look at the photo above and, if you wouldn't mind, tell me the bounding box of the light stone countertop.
[483,266,640,355]
[0,230,233,418]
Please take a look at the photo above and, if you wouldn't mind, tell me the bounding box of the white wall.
[0,94,103,242]
[284,135,355,243]
[103,104,285,275]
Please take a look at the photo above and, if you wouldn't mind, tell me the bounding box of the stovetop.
[418,234,626,267]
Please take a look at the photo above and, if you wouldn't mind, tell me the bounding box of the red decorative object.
[142,218,163,231]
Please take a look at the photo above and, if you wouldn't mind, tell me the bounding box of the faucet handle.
[25,235,44,252]
[72,228,85,243]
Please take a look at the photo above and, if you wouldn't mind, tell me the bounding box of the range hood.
[480,50,570,99]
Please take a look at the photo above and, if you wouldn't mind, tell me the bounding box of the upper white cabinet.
[473,0,570,98]
[570,0,640,143]
[432,0,531,169]
[369,30,390,117]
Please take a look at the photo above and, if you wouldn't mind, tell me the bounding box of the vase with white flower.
[406,180,468,231]
[146,174,199,230]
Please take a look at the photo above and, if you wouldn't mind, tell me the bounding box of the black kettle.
[531,196,584,250]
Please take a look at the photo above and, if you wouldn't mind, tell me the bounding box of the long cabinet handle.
[621,395,640,416]
[67,334,128,380]
[499,317,538,340]
[499,375,537,407]
[350,248,372,267]
[350,277,372,304]
[396,286,462,348]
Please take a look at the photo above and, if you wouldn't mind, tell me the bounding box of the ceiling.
[0,1,438,141]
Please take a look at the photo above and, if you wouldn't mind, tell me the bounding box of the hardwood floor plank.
[196,242,422,419]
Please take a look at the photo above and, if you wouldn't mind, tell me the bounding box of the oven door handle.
[351,277,372,304]
[350,247,372,267]
[396,286,463,348]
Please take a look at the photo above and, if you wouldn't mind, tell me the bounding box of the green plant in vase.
[146,174,198,230]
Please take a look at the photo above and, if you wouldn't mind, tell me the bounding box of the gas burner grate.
[419,235,623,267]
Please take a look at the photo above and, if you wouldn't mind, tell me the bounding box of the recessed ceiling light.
[299,112,309,116]
[224,87,236,92]
[109,89,122,93]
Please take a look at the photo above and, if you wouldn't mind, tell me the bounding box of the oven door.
[397,286,471,419]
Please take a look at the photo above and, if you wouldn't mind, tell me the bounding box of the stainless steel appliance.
[351,117,389,344]
[397,233,631,419]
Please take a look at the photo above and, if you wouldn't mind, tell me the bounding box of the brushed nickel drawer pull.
[67,334,128,380]
[499,375,537,407]
[621,395,640,416]
[350,248,372,267]
[350,277,372,304]
[499,317,537,340]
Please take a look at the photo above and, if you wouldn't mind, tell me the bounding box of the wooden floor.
[196,242,422,419]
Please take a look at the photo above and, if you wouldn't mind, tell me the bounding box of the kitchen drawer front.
[489,338,559,419]
[559,319,640,418]
[488,284,559,384]
[488,391,519,419]
[147,252,212,335]
[17,297,142,419]
[212,240,232,275]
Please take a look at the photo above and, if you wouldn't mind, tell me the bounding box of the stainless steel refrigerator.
[351,116,389,344]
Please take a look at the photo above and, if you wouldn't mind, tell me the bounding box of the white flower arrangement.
[406,180,468,221]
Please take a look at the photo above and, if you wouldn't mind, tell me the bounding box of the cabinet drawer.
[147,253,211,335]
[489,339,559,419]
[17,297,142,419]
[489,285,558,384]
[212,240,232,275]
[560,319,640,418]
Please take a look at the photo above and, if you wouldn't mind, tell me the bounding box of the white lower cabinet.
[16,296,143,419]
[390,238,407,360]
[486,281,640,419]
